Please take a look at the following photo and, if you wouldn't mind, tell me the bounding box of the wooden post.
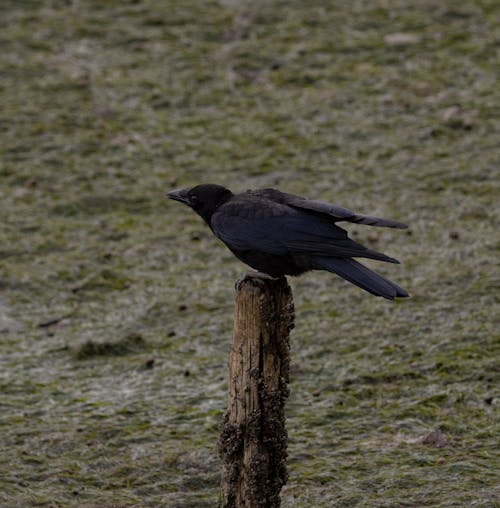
[219,275,295,508]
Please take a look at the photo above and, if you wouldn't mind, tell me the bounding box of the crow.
[168,184,409,299]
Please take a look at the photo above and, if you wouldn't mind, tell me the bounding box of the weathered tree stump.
[219,275,295,508]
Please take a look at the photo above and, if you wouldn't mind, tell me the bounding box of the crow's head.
[167,184,233,224]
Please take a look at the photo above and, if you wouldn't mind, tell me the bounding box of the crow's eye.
[189,194,198,205]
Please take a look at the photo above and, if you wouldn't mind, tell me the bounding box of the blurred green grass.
[1,1,499,506]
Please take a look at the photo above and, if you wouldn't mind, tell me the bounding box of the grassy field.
[1,1,499,506]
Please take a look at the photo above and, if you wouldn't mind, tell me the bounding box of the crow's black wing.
[211,200,289,255]
[249,188,407,229]
[211,199,399,263]
[288,198,408,229]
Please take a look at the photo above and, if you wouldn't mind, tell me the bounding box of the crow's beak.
[167,188,190,205]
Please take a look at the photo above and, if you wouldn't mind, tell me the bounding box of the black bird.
[168,184,409,299]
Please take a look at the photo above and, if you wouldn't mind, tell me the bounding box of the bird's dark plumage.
[167,184,409,299]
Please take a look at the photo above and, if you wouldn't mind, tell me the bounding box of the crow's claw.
[235,271,281,291]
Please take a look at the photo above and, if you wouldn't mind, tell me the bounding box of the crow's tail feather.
[314,257,409,299]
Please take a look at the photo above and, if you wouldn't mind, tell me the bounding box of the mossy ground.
[1,1,499,506]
